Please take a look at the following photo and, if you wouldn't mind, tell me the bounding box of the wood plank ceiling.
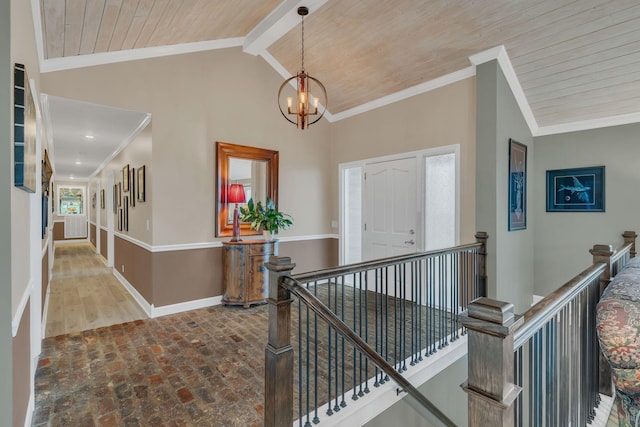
[39,0,640,129]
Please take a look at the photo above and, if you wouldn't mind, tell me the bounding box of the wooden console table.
[222,240,279,308]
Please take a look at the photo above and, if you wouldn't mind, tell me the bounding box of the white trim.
[329,67,476,123]
[295,335,467,426]
[12,280,33,337]
[114,231,154,251]
[274,233,338,242]
[53,219,64,223]
[148,234,338,253]
[89,113,151,181]
[152,296,223,318]
[40,38,244,73]
[41,236,50,257]
[532,294,544,306]
[23,392,34,427]
[41,279,51,339]
[469,45,539,136]
[30,0,45,71]
[112,269,153,317]
[150,240,222,252]
[243,0,329,55]
[53,238,89,244]
[536,111,640,136]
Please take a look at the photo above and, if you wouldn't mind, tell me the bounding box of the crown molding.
[535,111,640,136]
[469,45,539,136]
[89,113,152,181]
[329,67,476,122]
[40,38,244,73]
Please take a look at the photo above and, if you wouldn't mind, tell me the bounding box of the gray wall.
[476,60,534,313]
[1,0,14,422]
[533,122,640,296]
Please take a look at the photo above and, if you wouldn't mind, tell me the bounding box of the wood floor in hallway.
[45,243,148,337]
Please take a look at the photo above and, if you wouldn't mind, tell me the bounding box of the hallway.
[35,243,268,426]
[46,244,147,336]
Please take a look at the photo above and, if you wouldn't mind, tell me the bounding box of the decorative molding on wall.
[41,280,50,339]
[329,66,476,123]
[39,38,244,73]
[53,238,89,245]
[114,232,339,254]
[535,111,640,136]
[112,266,224,319]
[23,393,34,427]
[90,113,152,181]
[469,45,539,136]
[113,269,153,317]
[41,236,49,257]
[152,296,224,318]
[12,279,33,337]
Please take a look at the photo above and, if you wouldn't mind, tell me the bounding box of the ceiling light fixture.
[75,160,81,165]
[277,6,327,129]
[85,135,94,139]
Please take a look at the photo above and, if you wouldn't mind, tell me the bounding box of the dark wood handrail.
[291,242,483,283]
[513,263,605,349]
[280,275,457,427]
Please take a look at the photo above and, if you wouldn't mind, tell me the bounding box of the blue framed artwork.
[508,139,527,231]
[546,166,605,212]
[14,63,37,193]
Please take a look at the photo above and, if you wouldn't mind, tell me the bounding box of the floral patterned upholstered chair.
[596,257,640,426]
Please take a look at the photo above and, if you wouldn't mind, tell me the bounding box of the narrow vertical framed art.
[508,139,527,231]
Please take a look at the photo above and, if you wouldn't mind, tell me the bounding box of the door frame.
[339,144,460,265]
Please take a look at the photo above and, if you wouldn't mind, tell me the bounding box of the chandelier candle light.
[227,183,246,242]
[278,6,327,129]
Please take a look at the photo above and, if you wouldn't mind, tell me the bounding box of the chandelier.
[277,6,327,129]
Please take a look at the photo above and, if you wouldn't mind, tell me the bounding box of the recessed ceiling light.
[75,161,81,165]
[85,135,94,139]
[69,176,74,180]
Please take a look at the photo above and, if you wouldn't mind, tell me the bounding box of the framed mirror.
[216,141,279,237]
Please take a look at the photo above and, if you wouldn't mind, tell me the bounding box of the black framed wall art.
[546,166,605,212]
[508,139,527,231]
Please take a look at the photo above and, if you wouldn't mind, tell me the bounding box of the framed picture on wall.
[130,168,136,207]
[508,139,527,231]
[100,189,105,209]
[113,184,117,213]
[124,196,129,231]
[137,165,146,202]
[546,166,605,212]
[118,208,123,231]
[117,182,122,207]
[123,164,130,192]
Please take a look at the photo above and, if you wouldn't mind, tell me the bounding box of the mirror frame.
[216,141,279,237]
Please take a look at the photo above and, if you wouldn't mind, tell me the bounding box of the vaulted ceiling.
[36,0,640,177]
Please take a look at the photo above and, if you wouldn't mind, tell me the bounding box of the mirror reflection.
[216,141,279,237]
[226,158,267,223]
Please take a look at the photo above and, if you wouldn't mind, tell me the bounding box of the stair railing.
[264,234,488,426]
[460,231,637,426]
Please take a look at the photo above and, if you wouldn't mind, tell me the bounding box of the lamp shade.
[227,184,246,204]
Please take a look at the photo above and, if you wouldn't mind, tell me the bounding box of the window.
[424,152,457,250]
[58,186,85,215]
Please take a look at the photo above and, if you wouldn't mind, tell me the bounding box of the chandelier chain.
[301,13,304,69]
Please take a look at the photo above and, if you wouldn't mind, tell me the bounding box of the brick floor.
[34,305,270,427]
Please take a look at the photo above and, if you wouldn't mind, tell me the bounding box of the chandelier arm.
[306,75,328,126]
[277,76,299,127]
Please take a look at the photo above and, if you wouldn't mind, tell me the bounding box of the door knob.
[404,240,415,245]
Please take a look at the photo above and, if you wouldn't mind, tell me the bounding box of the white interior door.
[364,157,417,261]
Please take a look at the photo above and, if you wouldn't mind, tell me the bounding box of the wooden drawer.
[250,242,274,255]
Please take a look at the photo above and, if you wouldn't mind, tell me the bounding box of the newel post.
[475,232,488,297]
[460,297,523,426]
[623,230,637,258]
[264,256,296,427]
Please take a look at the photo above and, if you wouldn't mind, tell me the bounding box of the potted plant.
[238,197,293,240]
